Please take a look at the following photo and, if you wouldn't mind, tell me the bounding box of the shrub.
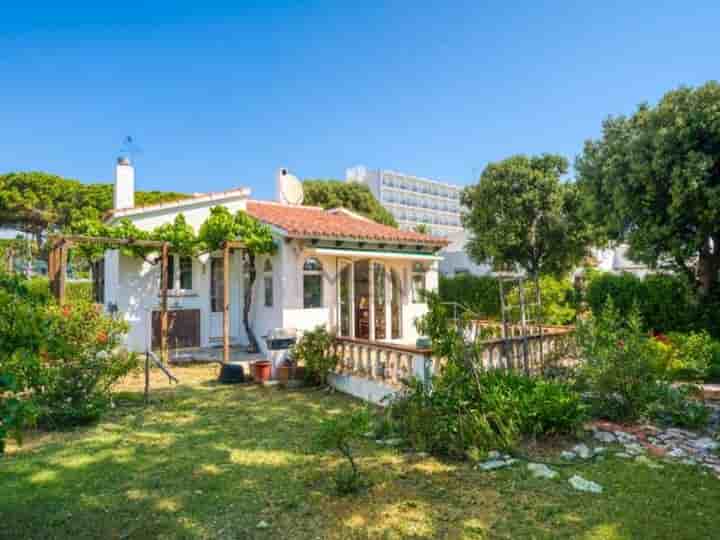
[519,377,587,436]
[506,275,577,325]
[16,277,93,305]
[0,374,37,455]
[664,331,717,380]
[388,367,586,457]
[440,274,577,325]
[0,273,136,428]
[439,274,501,318]
[388,365,521,457]
[398,294,588,457]
[645,384,710,429]
[292,326,338,386]
[576,300,666,421]
[315,408,372,495]
[586,272,693,334]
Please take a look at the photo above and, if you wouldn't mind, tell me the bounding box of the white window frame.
[263,258,273,307]
[303,257,324,309]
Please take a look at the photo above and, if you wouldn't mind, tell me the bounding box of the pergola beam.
[48,234,166,248]
[45,234,245,366]
[160,242,169,363]
[223,242,231,364]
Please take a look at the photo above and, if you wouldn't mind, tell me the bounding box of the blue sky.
[1,2,718,200]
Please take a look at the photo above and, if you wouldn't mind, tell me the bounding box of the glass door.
[338,260,352,337]
[353,260,370,339]
[373,262,386,340]
[390,269,402,339]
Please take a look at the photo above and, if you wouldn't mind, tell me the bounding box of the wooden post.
[223,242,230,364]
[48,245,57,298]
[58,241,68,304]
[144,351,150,405]
[160,242,169,363]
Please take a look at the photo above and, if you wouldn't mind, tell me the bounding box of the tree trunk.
[243,251,260,353]
[698,238,720,296]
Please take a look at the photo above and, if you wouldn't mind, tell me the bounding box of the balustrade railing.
[333,338,427,388]
[332,323,575,386]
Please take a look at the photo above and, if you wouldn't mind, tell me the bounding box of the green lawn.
[2,367,719,540]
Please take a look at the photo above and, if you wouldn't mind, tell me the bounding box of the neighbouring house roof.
[106,187,251,220]
[105,187,446,247]
[245,200,448,247]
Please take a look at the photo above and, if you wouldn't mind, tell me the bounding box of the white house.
[100,159,447,355]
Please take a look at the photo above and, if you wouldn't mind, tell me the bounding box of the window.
[303,257,323,308]
[210,257,224,312]
[161,255,193,291]
[263,258,273,307]
[164,255,175,289]
[179,257,193,290]
[411,262,426,303]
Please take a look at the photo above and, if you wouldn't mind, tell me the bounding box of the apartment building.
[346,165,464,237]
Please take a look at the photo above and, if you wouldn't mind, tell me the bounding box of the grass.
[2,366,719,539]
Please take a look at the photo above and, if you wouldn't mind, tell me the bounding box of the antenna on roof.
[118,135,143,165]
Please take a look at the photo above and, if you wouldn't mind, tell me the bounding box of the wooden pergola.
[48,235,245,364]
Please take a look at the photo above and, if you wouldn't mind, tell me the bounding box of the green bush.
[0,374,37,455]
[519,377,587,436]
[665,331,717,380]
[645,384,710,429]
[315,408,372,495]
[397,293,587,458]
[586,272,693,334]
[439,274,501,318]
[576,300,666,421]
[292,326,338,386]
[506,275,577,325]
[0,273,136,428]
[439,274,577,325]
[388,367,587,457]
[19,277,93,305]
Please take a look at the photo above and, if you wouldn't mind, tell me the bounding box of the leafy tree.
[199,206,276,352]
[0,171,187,247]
[413,223,430,234]
[461,154,592,277]
[302,179,398,227]
[576,82,720,296]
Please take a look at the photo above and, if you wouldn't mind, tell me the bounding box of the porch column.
[368,261,375,341]
[160,242,169,363]
[385,266,392,340]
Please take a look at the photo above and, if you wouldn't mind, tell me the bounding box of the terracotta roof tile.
[245,201,448,247]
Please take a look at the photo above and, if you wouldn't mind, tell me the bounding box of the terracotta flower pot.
[254,361,272,383]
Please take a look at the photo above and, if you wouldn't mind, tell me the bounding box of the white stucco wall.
[104,196,438,353]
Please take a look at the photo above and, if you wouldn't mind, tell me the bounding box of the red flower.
[96,331,108,344]
[62,305,72,317]
[653,332,670,344]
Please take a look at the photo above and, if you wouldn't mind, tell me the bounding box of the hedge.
[585,272,694,334]
[439,274,578,324]
[24,277,93,304]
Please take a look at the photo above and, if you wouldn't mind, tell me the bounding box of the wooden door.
[152,309,201,350]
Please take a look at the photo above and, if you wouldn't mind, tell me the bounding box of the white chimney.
[114,156,135,210]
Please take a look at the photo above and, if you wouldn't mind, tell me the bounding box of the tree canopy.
[461,154,592,277]
[0,171,187,244]
[576,82,720,294]
[302,179,397,227]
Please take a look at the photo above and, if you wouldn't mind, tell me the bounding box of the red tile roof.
[245,201,448,247]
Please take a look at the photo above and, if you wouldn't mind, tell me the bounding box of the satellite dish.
[277,168,304,205]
